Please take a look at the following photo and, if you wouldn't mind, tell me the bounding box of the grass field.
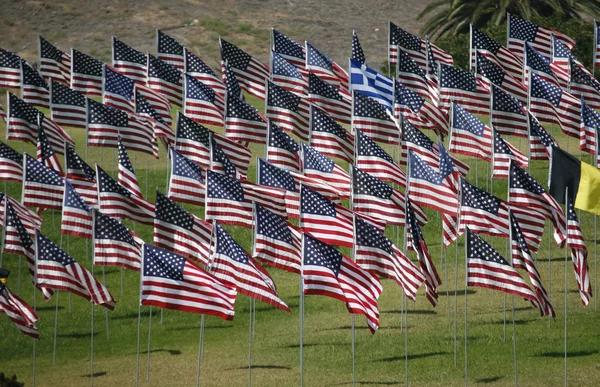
[0,96,599,386]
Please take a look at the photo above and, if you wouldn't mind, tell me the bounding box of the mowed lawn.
[0,95,599,386]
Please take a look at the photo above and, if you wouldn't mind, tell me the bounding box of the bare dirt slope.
[1,0,434,71]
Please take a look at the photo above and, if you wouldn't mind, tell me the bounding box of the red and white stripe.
[309,128,354,164]
[492,138,529,179]
[352,116,400,146]
[448,119,492,162]
[224,98,268,144]
[61,193,93,240]
[439,77,490,116]
[0,152,23,183]
[266,97,310,142]
[507,16,574,61]
[135,84,172,127]
[254,221,302,274]
[0,286,39,338]
[154,214,212,267]
[49,82,87,129]
[355,156,406,190]
[529,84,580,139]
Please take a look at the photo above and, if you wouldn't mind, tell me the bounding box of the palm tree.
[419,0,600,38]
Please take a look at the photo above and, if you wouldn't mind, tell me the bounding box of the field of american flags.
[0,94,599,386]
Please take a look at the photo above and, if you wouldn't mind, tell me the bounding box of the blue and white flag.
[349,58,394,111]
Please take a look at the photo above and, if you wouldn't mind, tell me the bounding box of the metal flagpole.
[135,247,144,387]
[103,265,109,340]
[464,232,469,387]
[147,306,153,382]
[404,294,409,387]
[564,188,569,387]
[454,233,459,367]
[248,297,253,387]
[32,263,37,387]
[349,174,356,387]
[512,294,518,386]
[443,234,449,318]
[91,268,95,386]
[299,228,305,387]
[196,316,205,387]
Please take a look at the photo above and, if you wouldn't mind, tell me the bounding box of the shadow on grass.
[81,371,107,378]
[283,343,351,349]
[57,331,99,339]
[438,289,477,296]
[36,305,65,312]
[224,365,291,371]
[548,257,572,262]
[331,382,400,386]
[375,351,448,362]
[475,376,503,383]
[111,312,150,320]
[168,325,233,332]
[382,309,437,315]
[488,319,534,326]
[538,350,598,358]
[320,325,397,332]
[137,349,182,356]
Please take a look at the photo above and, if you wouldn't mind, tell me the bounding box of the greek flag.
[349,58,394,111]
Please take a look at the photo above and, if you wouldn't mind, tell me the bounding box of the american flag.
[425,36,438,79]
[272,29,305,69]
[241,179,289,219]
[449,103,492,161]
[147,54,183,107]
[475,50,527,106]
[406,198,440,306]
[394,80,449,137]
[174,113,211,168]
[22,153,64,210]
[183,73,224,127]
[352,91,399,145]
[570,59,600,112]
[168,148,205,207]
[36,230,116,310]
[0,284,39,338]
[490,84,528,138]
[61,180,93,239]
[466,227,538,305]
[135,89,174,148]
[210,136,238,178]
[408,150,458,216]
[103,66,135,113]
[20,62,49,108]
[112,37,147,84]
[205,169,252,228]
[0,141,23,183]
[507,14,575,60]
[141,244,236,320]
[220,38,270,99]
[581,99,600,158]
[305,41,349,90]
[65,144,97,206]
[309,106,354,163]
[211,222,290,312]
[0,48,23,89]
[184,48,225,97]
[596,20,600,69]
[566,199,592,306]
[154,191,212,267]
[349,59,394,111]
[270,51,308,97]
[509,212,555,317]
[354,215,424,301]
[351,30,366,64]
[470,26,523,80]
[37,123,64,176]
[492,129,528,179]
[307,72,351,124]
[266,121,300,172]
[253,203,302,274]
[38,36,71,84]
[528,111,557,160]
[156,30,184,71]
[117,137,143,198]
[300,186,354,248]
[223,60,244,101]
[524,43,561,88]
[529,73,580,139]
[459,178,509,237]
[266,80,310,142]
[302,233,382,333]
[70,49,104,97]
[439,64,489,115]
[550,36,580,88]
[302,144,350,199]
[93,209,141,271]
[355,129,406,189]
[1,193,42,237]
[395,49,434,102]
[49,80,87,128]
[135,84,173,127]
[388,21,453,68]
[96,165,155,226]
[213,132,251,177]
[224,90,267,144]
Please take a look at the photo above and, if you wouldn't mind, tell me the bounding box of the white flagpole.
[404,293,409,387]
[248,297,253,387]
[464,231,469,387]
[350,171,356,387]
[196,316,205,387]
[33,240,38,387]
[91,262,95,387]
[455,177,462,368]
[146,306,153,382]
[299,230,305,387]
[564,187,569,387]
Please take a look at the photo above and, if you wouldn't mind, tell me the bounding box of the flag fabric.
[96,165,155,226]
[507,14,575,60]
[205,169,252,228]
[211,222,290,312]
[388,21,452,68]
[305,41,349,90]
[36,230,116,310]
[210,137,237,178]
[147,54,183,107]
[439,64,489,115]
[37,123,64,176]
[253,203,302,274]
[70,49,104,97]
[351,30,366,64]
[168,148,205,207]
[141,244,236,319]
[566,199,592,306]
[309,106,354,163]
[0,48,23,88]
[266,121,300,172]
[183,73,224,127]
[460,178,510,237]
[354,215,424,301]
[476,50,527,106]
[0,284,39,338]
[222,60,244,101]
[352,91,399,145]
[49,80,87,128]
[550,36,580,88]
[20,62,49,108]
[61,180,93,239]
[270,51,308,97]
[529,73,580,139]
[408,150,458,216]
[466,227,538,305]
[424,36,438,79]
[65,144,97,206]
[134,89,174,148]
[0,194,43,239]
[302,144,351,199]
[112,37,147,84]
[185,48,225,97]
[349,59,394,110]
[117,137,143,198]
[395,50,434,102]
[272,29,305,69]
[302,233,382,333]
[0,141,23,183]
[22,154,64,210]
[394,80,449,137]
[449,103,492,161]
[596,20,600,69]
[581,99,600,157]
[355,129,406,189]
[266,81,310,142]
[307,72,351,124]
[524,43,561,88]
[38,36,71,84]
[224,91,268,144]
[570,59,600,112]
[470,26,523,81]
[528,112,557,160]
[135,84,173,127]
[93,209,141,271]
[154,192,212,267]
[490,84,528,138]
[492,129,528,179]
[103,66,135,113]
[220,38,270,100]
[156,30,184,71]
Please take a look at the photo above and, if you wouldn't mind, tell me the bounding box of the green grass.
[0,97,599,386]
